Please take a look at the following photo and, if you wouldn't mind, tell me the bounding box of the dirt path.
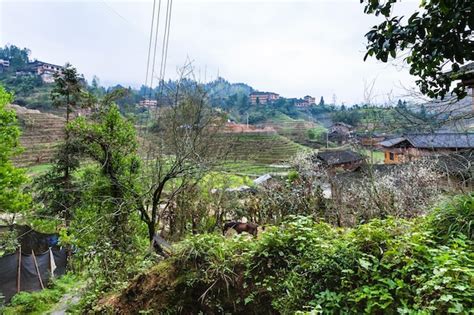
[49,284,85,315]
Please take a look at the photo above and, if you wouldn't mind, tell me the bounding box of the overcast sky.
[1,0,421,104]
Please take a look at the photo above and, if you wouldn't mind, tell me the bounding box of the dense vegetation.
[106,194,473,314]
[361,0,473,100]
[1,0,473,309]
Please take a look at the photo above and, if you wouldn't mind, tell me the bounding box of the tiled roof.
[379,137,407,147]
[316,150,364,165]
[380,133,474,149]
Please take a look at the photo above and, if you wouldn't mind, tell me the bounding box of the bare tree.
[135,64,229,243]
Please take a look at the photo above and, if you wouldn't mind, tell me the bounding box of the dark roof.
[409,133,474,148]
[316,150,364,165]
[29,60,64,69]
[381,133,474,149]
[250,91,278,96]
[332,122,353,128]
[379,137,407,147]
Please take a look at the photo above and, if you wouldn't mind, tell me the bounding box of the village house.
[30,61,64,83]
[380,133,474,164]
[139,99,158,108]
[16,60,64,83]
[249,91,279,105]
[0,59,10,73]
[315,150,364,171]
[295,95,316,107]
[356,132,387,147]
[328,122,354,144]
[304,95,316,105]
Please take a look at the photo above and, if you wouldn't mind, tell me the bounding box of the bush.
[2,274,79,315]
[428,193,474,240]
[110,194,474,314]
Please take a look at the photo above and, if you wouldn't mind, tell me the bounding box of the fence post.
[31,250,45,290]
[16,246,21,293]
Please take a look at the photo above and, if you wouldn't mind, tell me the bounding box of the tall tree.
[0,45,30,70]
[361,0,473,99]
[0,86,31,221]
[319,96,325,106]
[137,71,228,243]
[35,64,90,225]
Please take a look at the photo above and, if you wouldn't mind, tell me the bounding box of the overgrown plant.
[136,65,229,243]
[108,194,474,314]
[0,86,31,254]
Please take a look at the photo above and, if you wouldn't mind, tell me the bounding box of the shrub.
[110,194,474,314]
[428,193,474,240]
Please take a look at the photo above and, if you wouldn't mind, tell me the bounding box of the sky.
[0,0,421,104]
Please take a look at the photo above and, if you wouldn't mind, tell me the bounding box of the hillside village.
[0,1,473,313]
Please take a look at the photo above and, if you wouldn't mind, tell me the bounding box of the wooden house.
[328,122,354,144]
[316,150,364,171]
[380,133,474,164]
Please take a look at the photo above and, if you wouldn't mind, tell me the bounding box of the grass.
[1,274,80,315]
[26,163,52,176]
[220,160,291,176]
[308,125,328,139]
[221,133,308,165]
[201,171,254,188]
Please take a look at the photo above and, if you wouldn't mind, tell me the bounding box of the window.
[389,152,395,160]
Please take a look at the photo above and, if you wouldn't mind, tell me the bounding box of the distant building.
[295,95,316,107]
[139,99,158,108]
[380,133,474,164]
[356,133,387,147]
[29,61,64,83]
[330,122,354,135]
[328,122,354,144]
[0,59,10,73]
[16,61,64,83]
[250,92,279,105]
[304,95,316,105]
[315,150,364,171]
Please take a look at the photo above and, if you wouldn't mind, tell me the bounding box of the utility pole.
[326,131,329,149]
[246,112,249,129]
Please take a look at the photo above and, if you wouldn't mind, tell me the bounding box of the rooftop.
[316,150,364,166]
[380,133,474,149]
[332,122,353,128]
[250,91,279,96]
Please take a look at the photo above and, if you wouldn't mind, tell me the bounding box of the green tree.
[69,102,141,248]
[0,86,31,219]
[319,96,325,106]
[0,45,30,70]
[35,64,90,225]
[361,0,473,99]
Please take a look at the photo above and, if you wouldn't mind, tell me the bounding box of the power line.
[99,0,145,36]
[149,0,163,98]
[144,0,157,92]
[161,0,174,84]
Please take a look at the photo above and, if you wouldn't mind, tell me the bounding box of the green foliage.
[119,194,474,314]
[0,45,30,70]
[67,104,145,284]
[0,86,31,216]
[51,63,90,121]
[33,64,88,224]
[307,125,327,140]
[428,193,474,240]
[2,274,79,315]
[331,107,362,126]
[361,0,473,99]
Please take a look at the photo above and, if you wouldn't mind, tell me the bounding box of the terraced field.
[218,132,309,174]
[9,104,65,167]
[264,119,327,148]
